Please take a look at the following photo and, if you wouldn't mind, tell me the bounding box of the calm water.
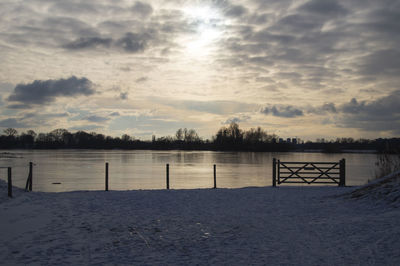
[0,149,379,192]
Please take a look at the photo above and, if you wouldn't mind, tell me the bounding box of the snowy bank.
[1,179,400,265]
[350,170,400,207]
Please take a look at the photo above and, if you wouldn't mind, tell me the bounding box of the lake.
[0,149,380,192]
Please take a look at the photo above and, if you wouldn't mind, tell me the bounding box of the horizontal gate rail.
[272,158,345,187]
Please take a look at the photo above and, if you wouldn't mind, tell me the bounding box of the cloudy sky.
[0,0,399,140]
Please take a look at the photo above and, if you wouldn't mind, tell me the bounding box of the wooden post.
[8,167,12,198]
[105,162,109,191]
[339,159,346,187]
[29,162,33,191]
[272,158,276,187]
[213,164,217,189]
[166,164,169,189]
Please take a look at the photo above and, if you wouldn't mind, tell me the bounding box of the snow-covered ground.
[1,175,400,265]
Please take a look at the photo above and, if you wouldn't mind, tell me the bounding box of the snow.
[349,170,400,207]
[1,177,400,265]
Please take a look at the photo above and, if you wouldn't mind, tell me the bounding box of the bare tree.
[3,128,18,137]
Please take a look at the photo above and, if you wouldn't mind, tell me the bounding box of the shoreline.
[0,148,382,155]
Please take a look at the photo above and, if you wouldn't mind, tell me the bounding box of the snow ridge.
[350,170,400,207]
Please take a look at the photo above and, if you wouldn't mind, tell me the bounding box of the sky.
[0,0,399,141]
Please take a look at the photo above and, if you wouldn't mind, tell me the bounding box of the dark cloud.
[340,91,400,117]
[62,37,112,50]
[359,49,400,77]
[354,6,400,38]
[273,14,323,33]
[307,102,337,114]
[49,1,100,14]
[119,92,128,100]
[251,30,296,45]
[48,112,69,118]
[85,115,110,123]
[110,112,120,117]
[6,103,33,109]
[259,91,400,133]
[116,32,150,53]
[320,103,337,113]
[8,76,95,105]
[248,56,275,66]
[136,77,148,83]
[23,112,69,119]
[310,91,400,134]
[0,118,30,128]
[62,32,155,53]
[261,105,304,118]
[247,13,269,25]
[298,0,348,17]
[131,1,153,17]
[341,98,364,114]
[22,113,36,119]
[224,4,248,18]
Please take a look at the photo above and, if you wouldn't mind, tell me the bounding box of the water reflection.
[0,149,379,192]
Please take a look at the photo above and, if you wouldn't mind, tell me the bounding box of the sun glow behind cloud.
[182,5,223,57]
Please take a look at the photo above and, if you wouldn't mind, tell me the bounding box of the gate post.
[213,164,217,189]
[272,158,276,187]
[339,159,346,187]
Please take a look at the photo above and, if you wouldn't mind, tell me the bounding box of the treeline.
[0,124,399,153]
[0,124,284,151]
[301,138,400,153]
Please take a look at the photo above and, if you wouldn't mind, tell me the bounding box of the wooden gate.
[272,158,345,187]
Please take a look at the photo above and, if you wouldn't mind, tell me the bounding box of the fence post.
[8,167,12,198]
[105,162,109,191]
[166,164,169,189]
[339,159,346,187]
[272,158,276,187]
[29,162,33,191]
[213,164,217,189]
